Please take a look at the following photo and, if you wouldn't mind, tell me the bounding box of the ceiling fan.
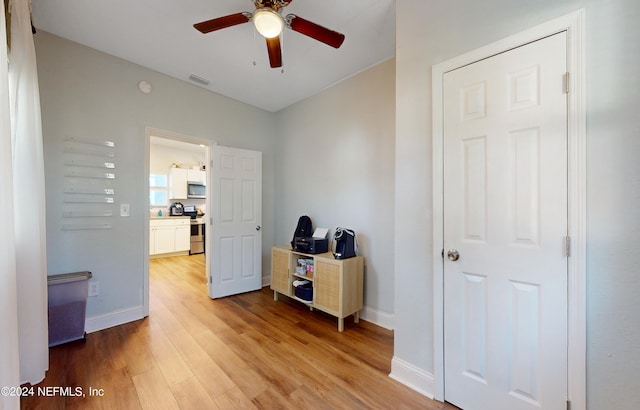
[193,0,345,68]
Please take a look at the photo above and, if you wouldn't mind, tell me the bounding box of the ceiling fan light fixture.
[253,8,283,38]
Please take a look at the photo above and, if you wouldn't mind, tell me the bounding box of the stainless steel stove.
[190,217,205,255]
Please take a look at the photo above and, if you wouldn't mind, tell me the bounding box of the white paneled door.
[209,145,262,299]
[443,33,568,409]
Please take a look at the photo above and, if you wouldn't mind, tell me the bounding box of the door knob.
[447,249,460,261]
[256,225,261,231]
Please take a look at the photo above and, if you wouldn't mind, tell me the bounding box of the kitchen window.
[149,173,168,206]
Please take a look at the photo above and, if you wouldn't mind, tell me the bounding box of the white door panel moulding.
[432,9,586,410]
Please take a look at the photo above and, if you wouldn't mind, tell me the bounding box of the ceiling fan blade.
[266,37,283,68]
[194,12,251,34]
[286,14,345,48]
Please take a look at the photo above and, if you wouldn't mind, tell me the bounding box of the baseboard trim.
[389,357,435,399]
[360,305,394,330]
[85,306,147,333]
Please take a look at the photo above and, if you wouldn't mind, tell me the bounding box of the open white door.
[209,145,262,298]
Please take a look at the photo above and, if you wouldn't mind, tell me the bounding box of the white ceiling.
[31,0,396,112]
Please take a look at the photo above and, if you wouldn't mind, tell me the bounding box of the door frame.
[431,9,586,409]
[143,126,214,316]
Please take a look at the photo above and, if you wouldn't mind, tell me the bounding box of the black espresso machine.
[169,202,184,216]
[332,227,356,259]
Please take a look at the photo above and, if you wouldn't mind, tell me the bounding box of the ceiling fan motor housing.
[253,0,292,12]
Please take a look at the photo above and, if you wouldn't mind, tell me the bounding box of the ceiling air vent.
[188,73,211,86]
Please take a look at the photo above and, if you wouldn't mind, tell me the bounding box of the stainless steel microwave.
[187,181,206,198]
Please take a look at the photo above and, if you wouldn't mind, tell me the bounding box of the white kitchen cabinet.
[187,169,206,184]
[150,218,190,256]
[174,224,191,252]
[152,226,177,254]
[168,168,188,199]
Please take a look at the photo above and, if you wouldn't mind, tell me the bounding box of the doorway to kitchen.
[143,127,264,313]
[144,127,211,314]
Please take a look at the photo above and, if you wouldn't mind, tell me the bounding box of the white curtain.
[0,2,22,410]
[7,0,48,388]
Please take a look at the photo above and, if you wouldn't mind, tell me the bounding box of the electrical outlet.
[88,280,99,297]
[120,203,130,217]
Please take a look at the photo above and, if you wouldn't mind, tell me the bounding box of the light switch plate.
[120,203,130,217]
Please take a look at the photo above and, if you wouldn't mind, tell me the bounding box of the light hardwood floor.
[22,254,458,409]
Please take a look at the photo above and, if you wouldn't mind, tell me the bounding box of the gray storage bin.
[47,271,92,347]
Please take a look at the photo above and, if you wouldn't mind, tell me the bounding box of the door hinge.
[564,72,570,94]
[566,400,571,410]
[565,236,571,257]
[209,275,212,284]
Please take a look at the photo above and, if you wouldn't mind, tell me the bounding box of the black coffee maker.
[333,227,356,259]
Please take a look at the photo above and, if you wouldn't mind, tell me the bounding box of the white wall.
[35,31,277,324]
[274,59,396,322]
[395,0,640,408]
[149,141,205,176]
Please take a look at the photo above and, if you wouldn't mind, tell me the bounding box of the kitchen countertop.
[150,215,191,220]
